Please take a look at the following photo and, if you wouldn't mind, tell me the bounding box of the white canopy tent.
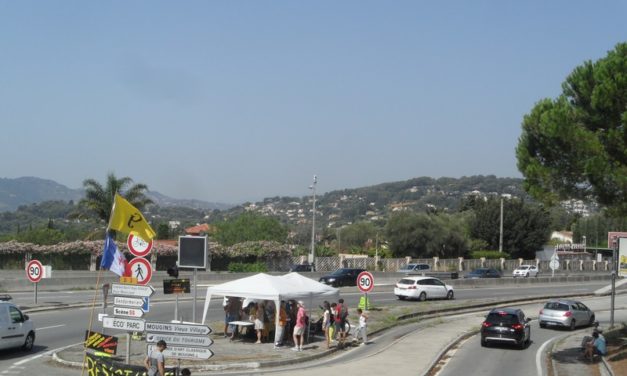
[201,273,339,344]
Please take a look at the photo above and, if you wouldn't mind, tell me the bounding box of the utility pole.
[499,197,504,253]
[309,175,317,265]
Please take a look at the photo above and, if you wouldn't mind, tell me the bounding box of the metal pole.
[610,246,617,328]
[125,333,131,364]
[310,175,317,265]
[175,294,179,321]
[499,197,504,253]
[34,282,37,305]
[192,269,198,322]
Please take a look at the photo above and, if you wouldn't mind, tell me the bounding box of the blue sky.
[1,1,625,203]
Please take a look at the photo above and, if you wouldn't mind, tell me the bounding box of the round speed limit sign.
[26,259,44,283]
[357,271,375,293]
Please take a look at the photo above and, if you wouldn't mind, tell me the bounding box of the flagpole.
[81,247,105,376]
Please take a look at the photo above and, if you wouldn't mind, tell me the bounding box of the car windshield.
[485,312,519,325]
[518,266,530,270]
[544,302,569,311]
[398,278,416,285]
[400,264,416,270]
[330,269,350,276]
[470,269,488,274]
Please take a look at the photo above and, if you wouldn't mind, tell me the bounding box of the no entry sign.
[127,233,153,257]
[127,258,152,285]
[26,259,44,283]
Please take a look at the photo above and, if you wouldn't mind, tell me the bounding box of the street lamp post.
[309,175,317,265]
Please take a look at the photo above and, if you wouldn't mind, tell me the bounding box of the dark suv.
[289,264,315,272]
[319,268,365,287]
[480,307,531,349]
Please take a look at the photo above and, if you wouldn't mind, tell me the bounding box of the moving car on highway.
[394,276,454,301]
[0,301,35,351]
[464,268,501,279]
[539,299,595,330]
[397,263,431,273]
[480,307,531,349]
[512,264,540,278]
[319,268,365,287]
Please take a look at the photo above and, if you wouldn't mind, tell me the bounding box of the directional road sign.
[147,344,214,360]
[127,257,152,285]
[114,296,145,308]
[146,332,213,347]
[26,260,44,283]
[111,283,155,298]
[113,306,144,318]
[103,316,145,332]
[145,321,212,336]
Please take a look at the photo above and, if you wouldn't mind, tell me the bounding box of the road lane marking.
[37,324,65,330]
[536,337,552,376]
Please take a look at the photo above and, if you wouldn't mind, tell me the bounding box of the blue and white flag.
[100,234,127,277]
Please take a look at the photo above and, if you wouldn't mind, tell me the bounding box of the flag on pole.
[100,233,127,277]
[108,194,156,241]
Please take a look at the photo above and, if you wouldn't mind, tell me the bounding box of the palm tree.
[80,173,153,223]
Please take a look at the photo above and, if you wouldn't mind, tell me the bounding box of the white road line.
[37,324,65,330]
[536,337,553,376]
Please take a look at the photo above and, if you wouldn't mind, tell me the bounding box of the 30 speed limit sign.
[357,271,374,293]
[26,259,44,283]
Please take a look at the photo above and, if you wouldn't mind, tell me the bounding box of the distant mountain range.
[0,177,232,212]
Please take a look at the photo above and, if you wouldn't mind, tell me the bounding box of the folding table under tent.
[201,272,339,344]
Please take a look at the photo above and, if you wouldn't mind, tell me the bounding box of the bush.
[227,262,267,273]
[470,250,510,259]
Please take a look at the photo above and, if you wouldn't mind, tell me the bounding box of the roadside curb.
[422,327,479,376]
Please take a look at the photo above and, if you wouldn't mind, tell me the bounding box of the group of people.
[222,297,368,351]
[321,298,368,349]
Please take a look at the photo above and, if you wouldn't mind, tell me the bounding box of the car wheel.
[569,319,576,331]
[525,272,529,278]
[397,295,405,300]
[23,332,35,351]
[481,338,488,347]
[418,292,427,302]
[447,290,454,300]
[589,315,596,327]
[539,321,546,328]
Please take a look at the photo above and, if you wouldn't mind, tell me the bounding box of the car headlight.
[327,278,336,282]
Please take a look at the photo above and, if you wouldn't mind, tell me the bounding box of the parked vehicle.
[289,264,315,272]
[464,268,501,279]
[480,307,531,349]
[539,299,595,330]
[319,268,365,287]
[398,263,431,273]
[394,276,454,301]
[0,302,35,351]
[512,265,540,278]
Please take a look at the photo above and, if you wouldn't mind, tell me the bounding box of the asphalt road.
[435,295,627,376]
[0,280,624,375]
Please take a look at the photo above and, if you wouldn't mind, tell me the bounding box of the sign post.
[357,271,374,310]
[26,259,43,304]
[549,249,560,278]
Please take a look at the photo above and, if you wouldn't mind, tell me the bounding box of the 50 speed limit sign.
[26,259,44,283]
[357,271,374,293]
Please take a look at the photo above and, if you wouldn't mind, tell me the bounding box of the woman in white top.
[322,301,332,349]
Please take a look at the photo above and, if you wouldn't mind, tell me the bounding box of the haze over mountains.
[0,177,232,212]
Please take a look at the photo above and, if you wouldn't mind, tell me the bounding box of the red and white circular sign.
[127,233,153,257]
[357,271,375,293]
[26,259,44,283]
[128,257,153,285]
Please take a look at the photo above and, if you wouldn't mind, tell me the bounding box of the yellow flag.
[108,194,156,241]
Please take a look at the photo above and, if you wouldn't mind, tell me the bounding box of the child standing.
[356,308,368,345]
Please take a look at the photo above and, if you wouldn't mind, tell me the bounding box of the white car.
[512,265,540,278]
[0,302,35,351]
[394,276,454,301]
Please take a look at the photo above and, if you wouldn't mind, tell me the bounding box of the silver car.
[538,300,595,330]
